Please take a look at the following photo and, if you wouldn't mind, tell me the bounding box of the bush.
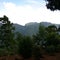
[18,36,33,59]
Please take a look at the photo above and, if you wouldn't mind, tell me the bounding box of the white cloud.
[0,1,60,25]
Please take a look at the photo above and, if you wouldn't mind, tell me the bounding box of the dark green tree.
[45,0,60,11]
[18,36,33,59]
[33,24,60,55]
[33,24,46,58]
[46,25,57,32]
[33,24,46,46]
[15,32,23,54]
[45,25,60,54]
[0,15,15,55]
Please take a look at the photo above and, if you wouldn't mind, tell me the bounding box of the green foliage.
[0,15,15,55]
[33,24,60,55]
[44,25,60,54]
[46,25,57,32]
[46,32,60,46]
[15,32,23,54]
[33,24,46,45]
[45,0,60,11]
[18,36,33,59]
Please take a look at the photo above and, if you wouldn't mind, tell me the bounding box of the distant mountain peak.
[25,22,39,26]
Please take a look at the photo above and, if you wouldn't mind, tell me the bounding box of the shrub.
[18,36,33,59]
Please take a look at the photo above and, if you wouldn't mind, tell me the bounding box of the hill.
[14,22,59,36]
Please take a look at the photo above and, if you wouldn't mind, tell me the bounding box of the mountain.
[14,22,39,36]
[25,22,39,36]
[40,22,52,27]
[13,22,59,36]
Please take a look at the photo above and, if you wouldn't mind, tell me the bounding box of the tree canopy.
[45,0,60,11]
[0,15,16,55]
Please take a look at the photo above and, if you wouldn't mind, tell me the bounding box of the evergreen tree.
[0,15,15,55]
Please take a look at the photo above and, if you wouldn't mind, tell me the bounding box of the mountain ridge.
[14,22,60,36]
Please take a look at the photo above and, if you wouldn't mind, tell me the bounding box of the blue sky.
[0,0,60,25]
[0,0,44,4]
[0,0,26,5]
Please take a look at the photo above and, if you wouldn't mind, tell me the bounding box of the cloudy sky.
[0,0,60,25]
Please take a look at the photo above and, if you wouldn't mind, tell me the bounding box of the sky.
[0,0,60,25]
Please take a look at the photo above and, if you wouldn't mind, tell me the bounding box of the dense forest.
[0,15,60,60]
